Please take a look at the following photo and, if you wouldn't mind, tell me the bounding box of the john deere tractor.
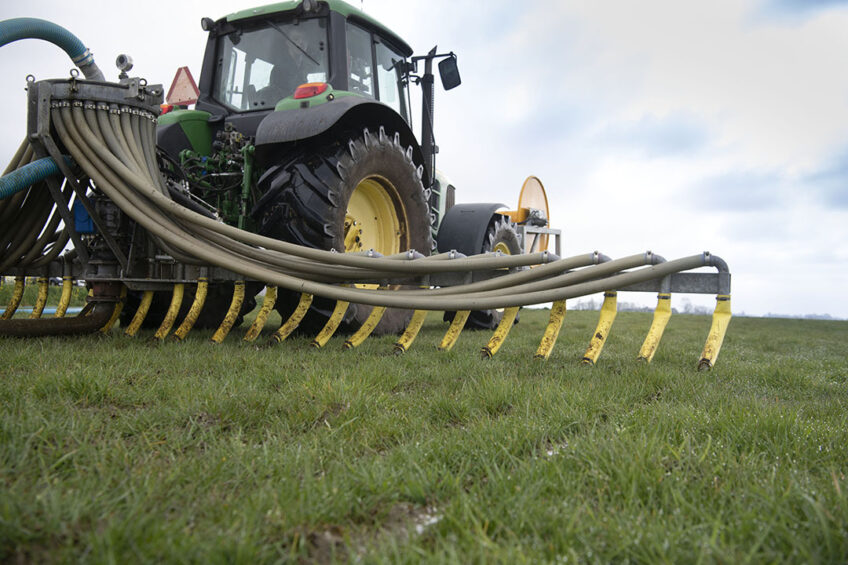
[151,0,526,332]
[0,2,734,368]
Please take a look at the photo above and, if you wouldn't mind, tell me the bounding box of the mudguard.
[254,96,427,184]
[436,203,507,255]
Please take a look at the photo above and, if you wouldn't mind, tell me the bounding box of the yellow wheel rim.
[345,176,406,255]
[493,241,511,255]
[492,234,512,313]
[345,176,408,291]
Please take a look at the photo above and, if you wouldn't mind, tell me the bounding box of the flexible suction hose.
[0,18,104,81]
[0,155,71,200]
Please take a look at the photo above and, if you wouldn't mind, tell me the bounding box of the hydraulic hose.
[166,184,217,219]
[0,18,104,81]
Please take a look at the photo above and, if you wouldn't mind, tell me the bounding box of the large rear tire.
[254,127,433,335]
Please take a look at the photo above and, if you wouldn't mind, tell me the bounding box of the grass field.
[1,307,847,563]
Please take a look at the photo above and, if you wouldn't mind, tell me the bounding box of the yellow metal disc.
[517,176,550,254]
[345,176,406,255]
[493,240,512,255]
[345,175,408,290]
[492,227,512,313]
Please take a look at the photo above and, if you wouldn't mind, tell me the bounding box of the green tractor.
[152,0,533,333]
[0,4,734,368]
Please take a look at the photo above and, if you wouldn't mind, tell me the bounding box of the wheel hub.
[345,176,406,255]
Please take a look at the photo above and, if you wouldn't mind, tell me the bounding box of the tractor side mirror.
[438,55,461,90]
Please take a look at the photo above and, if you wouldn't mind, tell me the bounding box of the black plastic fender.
[436,203,507,255]
[156,122,193,162]
[254,97,428,185]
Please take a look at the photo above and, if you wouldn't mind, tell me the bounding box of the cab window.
[375,40,405,117]
[214,18,329,111]
[346,22,407,119]
[345,23,374,97]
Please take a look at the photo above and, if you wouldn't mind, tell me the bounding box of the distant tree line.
[569,297,710,315]
[569,297,843,320]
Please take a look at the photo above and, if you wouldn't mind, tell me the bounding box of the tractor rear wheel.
[255,127,433,335]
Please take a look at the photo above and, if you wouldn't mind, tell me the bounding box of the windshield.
[213,18,328,111]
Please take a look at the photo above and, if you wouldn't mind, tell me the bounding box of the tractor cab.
[195,0,414,127]
[155,0,464,285]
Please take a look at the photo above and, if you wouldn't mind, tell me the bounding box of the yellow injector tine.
[55,276,73,318]
[582,291,618,365]
[438,310,470,351]
[344,305,386,349]
[29,277,49,319]
[698,295,732,371]
[211,281,245,344]
[125,290,153,337]
[268,293,313,345]
[481,306,520,359]
[394,310,429,354]
[2,276,25,319]
[100,285,126,333]
[243,285,276,342]
[535,300,567,360]
[173,278,209,341]
[312,300,350,348]
[154,284,184,340]
[637,293,672,363]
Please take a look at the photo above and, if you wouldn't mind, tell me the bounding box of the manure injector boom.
[0,3,732,368]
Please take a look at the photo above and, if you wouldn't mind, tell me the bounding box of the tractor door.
[344,21,410,124]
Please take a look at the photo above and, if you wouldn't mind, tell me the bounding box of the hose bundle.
[45,100,722,311]
[0,141,72,273]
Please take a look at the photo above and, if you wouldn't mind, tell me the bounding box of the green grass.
[1,308,847,563]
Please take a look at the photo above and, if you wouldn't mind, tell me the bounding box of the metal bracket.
[25,82,90,268]
[620,272,731,295]
[26,81,129,273]
[517,225,562,256]
[41,133,129,272]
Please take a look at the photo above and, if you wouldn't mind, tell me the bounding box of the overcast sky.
[2,0,847,318]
